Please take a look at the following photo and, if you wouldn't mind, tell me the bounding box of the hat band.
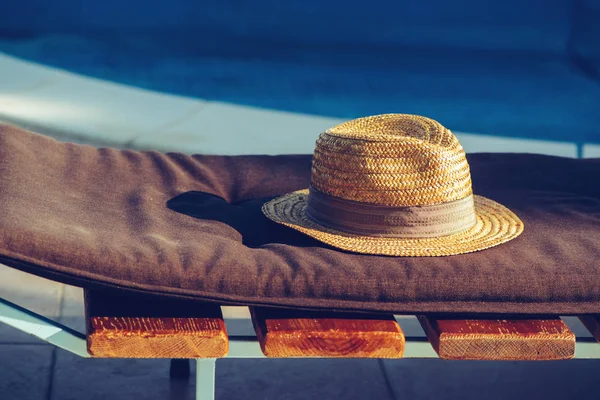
[306,187,477,238]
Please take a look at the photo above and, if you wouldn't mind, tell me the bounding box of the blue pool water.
[1,1,599,145]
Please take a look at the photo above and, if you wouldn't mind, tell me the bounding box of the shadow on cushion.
[167,191,323,248]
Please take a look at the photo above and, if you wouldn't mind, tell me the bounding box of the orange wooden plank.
[418,316,575,360]
[251,307,404,358]
[84,290,228,358]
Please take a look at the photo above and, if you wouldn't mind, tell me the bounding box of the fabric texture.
[0,124,599,315]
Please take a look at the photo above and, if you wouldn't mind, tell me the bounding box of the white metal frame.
[1,296,599,400]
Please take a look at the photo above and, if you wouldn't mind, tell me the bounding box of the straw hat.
[262,114,524,256]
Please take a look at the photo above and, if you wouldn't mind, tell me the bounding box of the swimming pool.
[1,0,599,146]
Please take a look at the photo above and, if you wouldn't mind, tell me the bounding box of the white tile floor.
[0,269,62,344]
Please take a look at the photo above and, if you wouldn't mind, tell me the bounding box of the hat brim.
[262,190,524,256]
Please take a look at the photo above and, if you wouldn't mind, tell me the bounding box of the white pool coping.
[0,52,584,157]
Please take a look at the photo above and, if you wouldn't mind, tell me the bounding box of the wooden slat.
[418,316,575,360]
[84,290,228,358]
[579,316,600,343]
[250,307,405,358]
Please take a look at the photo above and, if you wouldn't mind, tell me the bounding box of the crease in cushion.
[0,124,599,315]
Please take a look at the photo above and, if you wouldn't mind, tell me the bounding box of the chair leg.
[196,359,216,400]
[169,359,191,380]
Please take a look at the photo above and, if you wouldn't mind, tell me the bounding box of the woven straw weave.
[311,114,471,206]
[262,114,524,256]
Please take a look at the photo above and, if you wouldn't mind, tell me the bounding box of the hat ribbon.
[306,187,477,238]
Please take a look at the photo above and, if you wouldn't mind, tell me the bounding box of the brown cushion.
[1,124,599,315]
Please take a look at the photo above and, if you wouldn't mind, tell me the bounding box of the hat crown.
[310,114,472,206]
